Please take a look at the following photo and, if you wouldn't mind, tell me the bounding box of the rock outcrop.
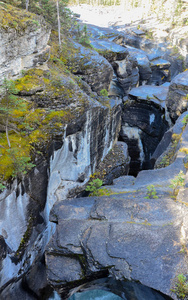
[68,41,114,93]
[166,70,188,122]
[119,85,169,175]
[45,120,188,300]
[152,111,188,168]
[0,3,51,83]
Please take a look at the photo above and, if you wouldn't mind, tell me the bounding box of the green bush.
[182,114,188,126]
[85,178,103,196]
[169,170,185,198]
[75,24,92,47]
[144,185,158,199]
[100,89,108,97]
[172,274,188,299]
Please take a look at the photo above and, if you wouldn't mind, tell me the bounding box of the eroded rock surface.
[46,177,188,300]
[45,123,188,299]
[0,3,51,83]
[68,41,114,94]
[119,85,169,175]
[166,70,188,122]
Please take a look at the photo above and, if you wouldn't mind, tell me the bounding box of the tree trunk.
[6,118,11,148]
[26,0,29,11]
[56,0,61,46]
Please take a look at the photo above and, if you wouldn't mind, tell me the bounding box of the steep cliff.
[0,2,51,83]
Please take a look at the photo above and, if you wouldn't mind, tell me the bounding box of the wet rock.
[119,85,169,175]
[67,277,169,300]
[68,289,123,300]
[0,279,36,300]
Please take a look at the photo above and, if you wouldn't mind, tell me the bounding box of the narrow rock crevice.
[119,98,169,176]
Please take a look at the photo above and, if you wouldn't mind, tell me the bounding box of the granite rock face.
[47,98,122,211]
[0,158,51,295]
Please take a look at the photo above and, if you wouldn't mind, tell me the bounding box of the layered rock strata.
[0,3,51,83]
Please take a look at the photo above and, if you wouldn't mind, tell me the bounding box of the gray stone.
[152,111,188,167]
[126,46,151,83]
[149,58,171,85]
[90,39,129,62]
[46,255,83,283]
[93,141,131,185]
[119,89,169,175]
[128,84,169,108]
[0,10,51,84]
[166,70,188,122]
[68,41,114,94]
[45,173,188,299]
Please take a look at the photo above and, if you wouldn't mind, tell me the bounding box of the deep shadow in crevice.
[66,277,173,300]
